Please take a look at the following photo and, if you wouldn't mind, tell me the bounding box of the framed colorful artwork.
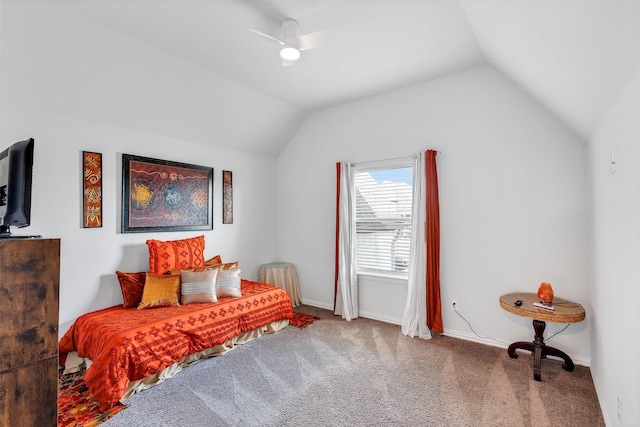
[121,154,213,233]
[83,151,102,228]
[222,170,233,224]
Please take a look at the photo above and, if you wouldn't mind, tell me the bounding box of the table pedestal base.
[507,319,574,381]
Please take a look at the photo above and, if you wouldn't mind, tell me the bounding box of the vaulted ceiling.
[35,1,640,153]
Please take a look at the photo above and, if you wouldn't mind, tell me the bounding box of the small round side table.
[258,262,301,307]
[499,292,585,381]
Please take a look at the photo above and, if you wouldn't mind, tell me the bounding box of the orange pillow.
[147,235,205,275]
[115,271,146,308]
[204,255,222,266]
[208,261,239,271]
[138,273,181,309]
[166,267,208,276]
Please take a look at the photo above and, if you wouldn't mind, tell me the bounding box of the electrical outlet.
[450,299,458,311]
[618,395,622,421]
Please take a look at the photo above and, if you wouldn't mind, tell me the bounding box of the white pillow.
[216,268,242,298]
[181,269,218,304]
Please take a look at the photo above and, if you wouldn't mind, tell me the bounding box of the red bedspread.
[59,280,293,410]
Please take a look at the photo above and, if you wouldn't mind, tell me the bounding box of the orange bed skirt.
[59,280,293,410]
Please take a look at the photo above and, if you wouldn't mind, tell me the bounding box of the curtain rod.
[354,155,415,167]
[353,150,440,167]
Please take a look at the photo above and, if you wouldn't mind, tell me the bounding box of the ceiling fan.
[249,19,328,67]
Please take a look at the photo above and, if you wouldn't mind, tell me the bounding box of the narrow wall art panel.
[83,151,102,228]
[223,170,233,224]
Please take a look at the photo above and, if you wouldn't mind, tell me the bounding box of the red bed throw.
[59,280,293,410]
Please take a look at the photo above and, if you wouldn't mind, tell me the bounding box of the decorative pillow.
[138,273,181,310]
[181,269,218,305]
[208,261,239,271]
[115,271,146,309]
[166,266,208,276]
[146,235,205,275]
[216,268,242,298]
[204,255,222,266]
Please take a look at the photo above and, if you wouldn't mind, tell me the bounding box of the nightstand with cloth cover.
[258,262,301,307]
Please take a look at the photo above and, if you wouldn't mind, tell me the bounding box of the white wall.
[277,65,593,363]
[1,5,281,337]
[589,65,640,426]
[1,107,279,338]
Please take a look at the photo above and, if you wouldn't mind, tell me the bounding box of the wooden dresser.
[0,238,60,427]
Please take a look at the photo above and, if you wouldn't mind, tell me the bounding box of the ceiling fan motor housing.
[281,19,300,45]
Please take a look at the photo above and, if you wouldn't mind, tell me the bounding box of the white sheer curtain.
[402,152,431,339]
[334,162,358,321]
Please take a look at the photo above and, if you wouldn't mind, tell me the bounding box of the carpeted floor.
[97,305,603,427]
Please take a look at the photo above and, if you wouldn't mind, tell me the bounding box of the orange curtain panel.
[425,150,443,333]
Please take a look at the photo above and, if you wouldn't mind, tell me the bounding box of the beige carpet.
[103,305,604,427]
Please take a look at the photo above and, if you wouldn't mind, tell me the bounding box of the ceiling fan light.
[280,46,300,61]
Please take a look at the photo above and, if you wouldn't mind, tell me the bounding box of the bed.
[59,279,293,410]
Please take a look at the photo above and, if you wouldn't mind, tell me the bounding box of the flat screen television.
[0,138,39,238]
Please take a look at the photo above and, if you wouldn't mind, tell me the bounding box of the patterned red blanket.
[59,280,292,410]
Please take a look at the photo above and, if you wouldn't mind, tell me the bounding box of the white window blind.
[354,163,413,276]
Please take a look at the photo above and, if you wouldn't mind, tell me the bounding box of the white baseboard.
[358,310,403,326]
[591,374,612,426]
[300,299,403,325]
[443,327,510,349]
[300,298,332,311]
[443,328,590,367]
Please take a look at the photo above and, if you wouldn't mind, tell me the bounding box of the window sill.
[357,272,408,286]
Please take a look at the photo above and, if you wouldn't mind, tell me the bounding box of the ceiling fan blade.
[248,28,284,45]
[298,30,329,51]
[282,58,297,67]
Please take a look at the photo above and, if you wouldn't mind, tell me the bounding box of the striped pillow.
[216,268,242,298]
[181,269,218,304]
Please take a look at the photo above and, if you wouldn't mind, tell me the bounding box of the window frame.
[354,157,414,280]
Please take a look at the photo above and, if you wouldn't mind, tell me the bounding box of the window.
[354,160,413,277]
